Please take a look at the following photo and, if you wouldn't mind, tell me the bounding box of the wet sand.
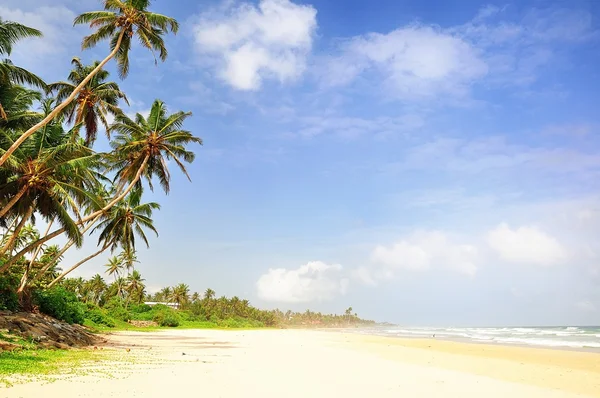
[4,329,600,397]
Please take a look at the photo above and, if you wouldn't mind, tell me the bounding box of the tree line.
[0,1,201,309]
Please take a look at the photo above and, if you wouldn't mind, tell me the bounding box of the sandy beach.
[4,329,600,397]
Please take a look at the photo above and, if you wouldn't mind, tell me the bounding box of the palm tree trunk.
[0,205,33,257]
[0,155,149,273]
[17,218,55,293]
[47,242,110,288]
[0,30,126,167]
[0,185,28,219]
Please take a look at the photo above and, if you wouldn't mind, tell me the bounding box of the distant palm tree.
[191,292,200,303]
[88,274,107,305]
[47,57,128,146]
[204,288,215,301]
[104,256,123,281]
[126,270,145,305]
[169,283,190,309]
[159,286,171,302]
[0,0,179,166]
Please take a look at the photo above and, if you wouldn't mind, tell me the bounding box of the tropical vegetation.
[0,1,201,314]
[0,1,373,343]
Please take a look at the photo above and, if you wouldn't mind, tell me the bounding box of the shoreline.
[4,329,600,397]
[336,329,600,354]
[336,325,600,353]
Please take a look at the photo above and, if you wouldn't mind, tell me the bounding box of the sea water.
[352,325,600,351]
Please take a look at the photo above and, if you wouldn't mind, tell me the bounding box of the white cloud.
[0,6,81,73]
[192,0,317,90]
[486,223,568,266]
[256,261,348,303]
[323,25,488,99]
[321,6,594,100]
[363,231,478,284]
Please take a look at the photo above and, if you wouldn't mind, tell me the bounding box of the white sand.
[4,329,600,397]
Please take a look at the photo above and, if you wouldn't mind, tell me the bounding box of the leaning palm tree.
[2,99,200,270]
[0,0,178,166]
[47,58,128,146]
[0,106,101,241]
[108,99,201,196]
[47,187,159,286]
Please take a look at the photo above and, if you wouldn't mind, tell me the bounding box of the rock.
[0,340,22,352]
[0,311,100,350]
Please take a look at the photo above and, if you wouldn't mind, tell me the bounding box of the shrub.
[153,310,180,327]
[84,308,116,328]
[103,297,130,322]
[32,287,85,324]
[129,303,152,314]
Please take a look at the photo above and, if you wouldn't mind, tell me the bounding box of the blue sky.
[2,0,599,326]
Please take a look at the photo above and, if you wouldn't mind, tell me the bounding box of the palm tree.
[96,187,159,252]
[47,58,128,146]
[126,269,145,305]
[0,84,42,132]
[0,103,100,234]
[119,247,139,273]
[169,283,189,309]
[47,187,159,286]
[108,99,201,196]
[158,286,171,302]
[0,0,179,166]
[3,99,199,273]
[0,17,43,57]
[191,292,200,303]
[104,255,123,281]
[0,18,44,119]
[203,288,215,301]
[88,274,107,305]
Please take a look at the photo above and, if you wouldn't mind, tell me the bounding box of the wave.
[356,325,600,350]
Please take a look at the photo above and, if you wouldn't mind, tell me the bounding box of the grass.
[0,332,118,387]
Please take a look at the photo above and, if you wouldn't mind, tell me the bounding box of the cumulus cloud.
[256,261,348,303]
[356,231,478,285]
[321,6,594,100]
[322,25,487,99]
[192,0,317,90]
[486,223,568,266]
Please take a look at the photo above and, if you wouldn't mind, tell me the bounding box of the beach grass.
[0,333,117,387]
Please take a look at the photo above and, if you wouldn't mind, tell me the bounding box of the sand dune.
[4,329,600,397]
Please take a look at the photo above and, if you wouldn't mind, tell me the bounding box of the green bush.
[103,297,130,322]
[32,287,85,324]
[153,310,180,327]
[129,303,152,314]
[0,274,19,311]
[84,308,116,328]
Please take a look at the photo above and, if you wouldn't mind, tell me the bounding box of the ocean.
[352,325,600,351]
